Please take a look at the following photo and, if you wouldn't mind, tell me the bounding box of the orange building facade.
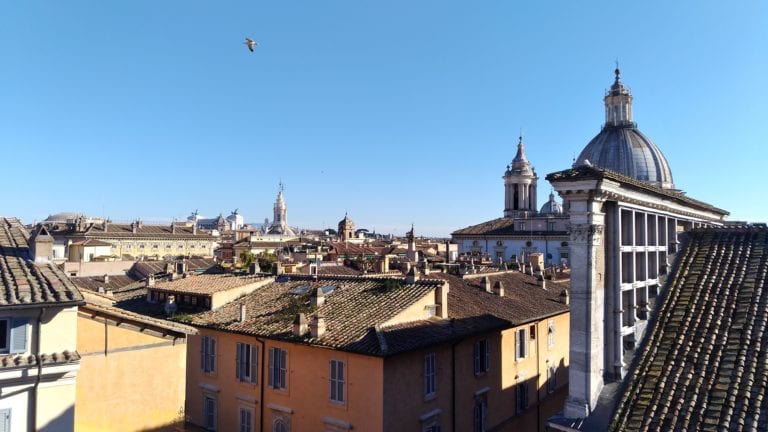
[182,272,569,432]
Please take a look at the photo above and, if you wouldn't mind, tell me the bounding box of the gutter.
[32,307,48,432]
[256,336,266,432]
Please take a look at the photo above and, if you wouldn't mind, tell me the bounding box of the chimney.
[30,225,54,264]
[383,255,390,273]
[193,222,198,235]
[444,240,451,263]
[97,286,105,294]
[103,220,109,233]
[103,274,110,284]
[559,288,569,305]
[481,276,492,293]
[311,287,325,307]
[538,274,547,290]
[249,262,260,275]
[293,313,308,336]
[239,304,247,322]
[435,281,449,319]
[132,220,138,234]
[171,221,176,234]
[309,314,326,338]
[493,281,505,296]
[146,274,155,287]
[405,266,419,284]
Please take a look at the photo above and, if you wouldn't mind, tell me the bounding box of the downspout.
[451,341,457,432]
[256,337,266,432]
[32,307,48,432]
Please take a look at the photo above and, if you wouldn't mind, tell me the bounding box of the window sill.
[424,393,437,402]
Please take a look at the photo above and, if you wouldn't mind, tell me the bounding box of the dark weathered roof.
[130,258,219,279]
[188,275,443,356]
[0,217,84,309]
[71,275,146,300]
[0,350,81,370]
[47,222,214,239]
[546,165,728,216]
[451,217,568,236]
[611,226,768,431]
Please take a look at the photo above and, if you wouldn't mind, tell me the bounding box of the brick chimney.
[293,313,308,336]
[310,314,326,338]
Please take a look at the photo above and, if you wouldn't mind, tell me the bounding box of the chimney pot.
[293,313,309,336]
[310,314,326,338]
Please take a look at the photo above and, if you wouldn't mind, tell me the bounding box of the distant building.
[266,184,297,238]
[0,217,84,432]
[452,136,570,266]
[43,215,216,264]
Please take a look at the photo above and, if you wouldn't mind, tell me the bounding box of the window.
[547,366,557,393]
[201,336,216,373]
[473,339,490,375]
[203,395,216,430]
[239,407,253,432]
[423,422,441,432]
[530,325,536,340]
[516,380,529,413]
[473,397,487,432]
[516,328,528,360]
[268,347,288,390]
[424,353,437,398]
[236,343,257,383]
[0,408,9,432]
[329,359,345,403]
[548,321,555,348]
[0,317,29,354]
[273,419,288,432]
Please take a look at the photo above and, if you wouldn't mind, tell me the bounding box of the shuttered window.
[1,318,29,354]
[0,409,10,432]
[200,336,216,373]
[236,343,257,384]
[473,339,490,375]
[329,359,345,403]
[268,347,287,390]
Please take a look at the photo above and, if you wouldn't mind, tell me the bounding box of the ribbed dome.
[576,127,674,189]
[540,192,564,215]
[575,68,675,189]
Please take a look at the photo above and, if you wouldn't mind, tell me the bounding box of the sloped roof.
[188,275,442,355]
[611,226,768,431]
[0,217,83,309]
[452,217,568,237]
[151,273,271,295]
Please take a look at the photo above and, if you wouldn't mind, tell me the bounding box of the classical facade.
[546,69,729,424]
[453,137,569,266]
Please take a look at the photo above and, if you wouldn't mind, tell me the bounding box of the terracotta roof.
[431,272,569,325]
[80,297,197,336]
[151,273,271,295]
[611,226,768,431]
[546,165,729,216]
[295,264,362,276]
[71,275,146,300]
[0,217,84,309]
[0,350,81,370]
[70,239,113,247]
[188,275,443,355]
[130,258,219,279]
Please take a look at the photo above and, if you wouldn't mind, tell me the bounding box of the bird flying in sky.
[244,38,257,52]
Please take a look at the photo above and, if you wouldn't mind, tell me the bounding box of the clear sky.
[2,1,766,237]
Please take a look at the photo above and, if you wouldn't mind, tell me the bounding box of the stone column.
[561,193,606,419]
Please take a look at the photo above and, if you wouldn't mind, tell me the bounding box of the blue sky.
[2,1,766,237]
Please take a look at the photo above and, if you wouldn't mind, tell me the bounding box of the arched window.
[273,418,288,432]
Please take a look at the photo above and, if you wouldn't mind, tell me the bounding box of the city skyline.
[2,1,766,236]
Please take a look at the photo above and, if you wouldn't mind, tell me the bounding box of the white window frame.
[515,328,528,360]
[203,395,217,431]
[268,347,288,390]
[424,353,437,398]
[329,359,346,403]
[239,406,254,432]
[0,317,29,354]
[201,335,216,373]
[236,342,257,384]
[473,339,490,375]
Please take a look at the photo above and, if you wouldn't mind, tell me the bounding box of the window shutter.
[236,343,242,379]
[268,347,274,387]
[473,342,480,374]
[484,340,490,372]
[279,349,287,388]
[10,318,29,354]
[210,338,216,372]
[250,345,257,384]
[0,409,10,432]
[200,337,206,370]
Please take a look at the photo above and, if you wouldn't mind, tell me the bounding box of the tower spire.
[605,66,633,126]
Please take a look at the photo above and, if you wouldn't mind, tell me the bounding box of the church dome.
[575,68,674,189]
[540,192,564,215]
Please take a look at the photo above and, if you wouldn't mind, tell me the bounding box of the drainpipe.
[32,307,48,432]
[256,337,266,432]
[451,340,457,432]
